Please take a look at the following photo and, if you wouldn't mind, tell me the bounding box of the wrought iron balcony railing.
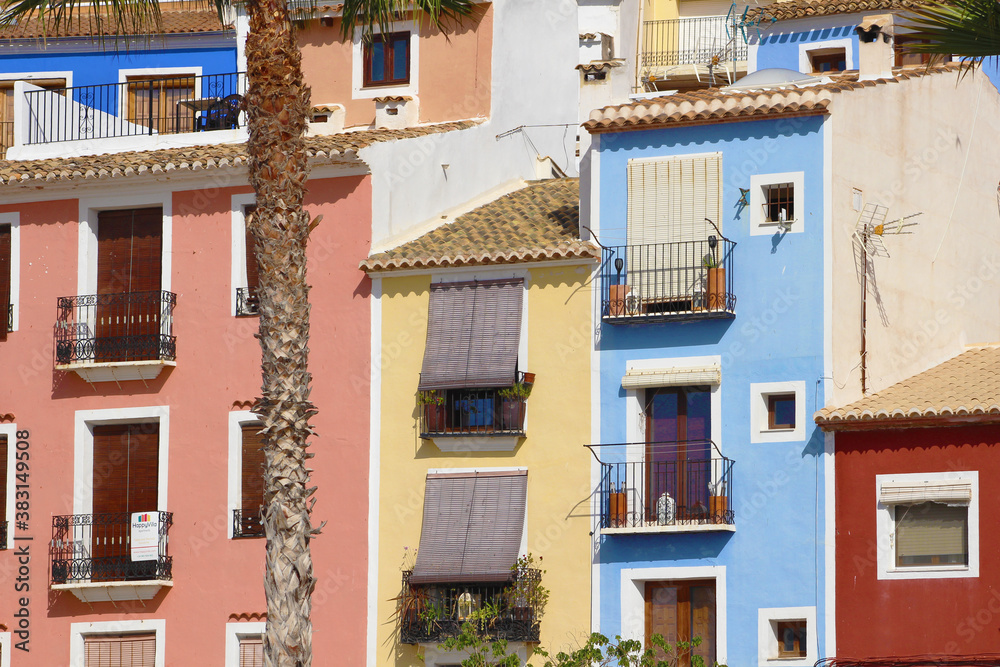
[55,291,177,365]
[50,512,173,584]
[601,239,735,323]
[399,569,543,644]
[233,508,264,538]
[22,72,245,146]
[588,440,735,530]
[641,16,748,69]
[236,287,260,316]
[0,520,7,550]
[419,372,531,437]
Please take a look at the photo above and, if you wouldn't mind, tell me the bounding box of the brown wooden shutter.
[92,423,159,517]
[241,423,266,512]
[238,635,264,667]
[0,435,7,537]
[0,224,11,340]
[243,205,260,296]
[84,632,156,667]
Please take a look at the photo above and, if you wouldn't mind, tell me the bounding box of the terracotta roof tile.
[361,178,599,272]
[584,64,957,133]
[0,121,479,186]
[748,0,926,22]
[815,345,1000,428]
[0,9,230,39]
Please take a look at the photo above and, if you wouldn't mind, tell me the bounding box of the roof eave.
[815,413,1000,432]
[583,107,830,135]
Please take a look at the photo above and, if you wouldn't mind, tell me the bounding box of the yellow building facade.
[363,179,597,666]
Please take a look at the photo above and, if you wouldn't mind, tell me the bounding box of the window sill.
[55,359,176,383]
[52,579,173,603]
[602,523,735,535]
[425,434,523,453]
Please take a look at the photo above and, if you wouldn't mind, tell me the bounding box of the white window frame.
[73,406,170,515]
[70,618,166,667]
[757,606,817,667]
[620,565,727,665]
[230,193,257,316]
[352,19,419,99]
[876,470,979,580]
[224,621,265,667]
[798,38,853,74]
[0,213,19,333]
[0,424,16,549]
[228,410,263,539]
[116,67,203,124]
[750,172,805,236]
[0,70,73,87]
[0,630,10,667]
[750,381,806,443]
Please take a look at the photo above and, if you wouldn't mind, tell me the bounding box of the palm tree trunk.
[243,0,317,664]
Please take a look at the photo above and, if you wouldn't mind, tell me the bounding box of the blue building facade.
[590,112,831,666]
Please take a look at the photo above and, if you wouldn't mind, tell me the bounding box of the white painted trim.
[875,471,979,580]
[426,466,528,475]
[423,644,528,667]
[619,565,727,665]
[750,381,807,443]
[230,193,256,316]
[624,355,723,448]
[430,436,521,452]
[77,192,173,295]
[748,42,759,73]
[352,20,420,99]
[0,213,19,332]
[0,70,73,87]
[365,257,595,280]
[822,112,835,660]
[0,631,10,667]
[798,38,854,74]
[628,150,723,166]
[228,410,261,539]
[0,424,17,548]
[366,275,382,667]
[757,606,818,667]
[116,66,203,125]
[590,258,602,635]
[70,618,166,667]
[750,171,805,236]
[224,621,265,667]
[73,406,170,515]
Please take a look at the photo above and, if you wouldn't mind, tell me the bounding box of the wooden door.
[127,76,195,134]
[244,204,260,310]
[0,224,10,340]
[95,208,162,362]
[91,424,159,581]
[240,422,266,535]
[645,580,716,667]
[0,79,65,154]
[645,387,711,523]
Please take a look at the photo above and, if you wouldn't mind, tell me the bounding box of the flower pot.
[609,490,627,528]
[608,284,631,317]
[709,495,728,524]
[502,399,525,432]
[423,403,446,433]
[706,267,726,311]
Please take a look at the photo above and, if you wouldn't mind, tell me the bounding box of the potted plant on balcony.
[708,480,728,524]
[505,554,548,624]
[498,381,532,432]
[417,390,446,433]
[703,234,727,311]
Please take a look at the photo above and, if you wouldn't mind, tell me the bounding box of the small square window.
[364,32,410,87]
[767,393,796,430]
[809,48,847,73]
[763,183,794,223]
[894,501,969,568]
[775,620,807,658]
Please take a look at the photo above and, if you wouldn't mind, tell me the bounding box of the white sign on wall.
[130,512,160,562]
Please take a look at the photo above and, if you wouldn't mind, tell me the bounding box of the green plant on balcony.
[417,390,446,405]
[497,382,532,401]
[504,554,548,621]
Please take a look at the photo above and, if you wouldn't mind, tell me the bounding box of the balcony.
[639,16,748,88]
[7,72,245,160]
[419,372,531,452]
[50,512,173,603]
[601,239,736,323]
[236,287,260,317]
[399,569,543,644]
[55,290,177,383]
[233,508,264,538]
[588,440,735,533]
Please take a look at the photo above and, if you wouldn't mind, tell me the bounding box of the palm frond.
[340,0,474,41]
[903,0,1000,69]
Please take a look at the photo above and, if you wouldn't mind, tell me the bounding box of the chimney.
[855,14,895,81]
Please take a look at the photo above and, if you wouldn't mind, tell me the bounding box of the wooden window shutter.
[97,208,162,295]
[243,205,260,295]
[0,435,7,536]
[83,632,156,667]
[0,223,10,339]
[241,423,266,512]
[238,635,264,667]
[92,424,159,516]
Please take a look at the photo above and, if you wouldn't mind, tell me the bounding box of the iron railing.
[601,239,735,323]
[399,569,543,644]
[419,372,531,437]
[589,440,735,529]
[641,16,747,69]
[236,287,260,316]
[55,291,177,365]
[0,520,7,550]
[50,512,173,584]
[233,508,264,538]
[23,72,245,145]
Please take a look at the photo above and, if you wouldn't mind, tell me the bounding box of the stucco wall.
[828,68,1000,406]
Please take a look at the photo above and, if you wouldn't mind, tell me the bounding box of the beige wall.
[829,69,1000,406]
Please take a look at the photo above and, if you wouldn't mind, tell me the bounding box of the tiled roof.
[583,64,957,133]
[0,9,230,39]
[288,3,344,16]
[0,121,478,186]
[360,178,599,272]
[815,345,1000,428]
[576,61,624,72]
[749,0,926,22]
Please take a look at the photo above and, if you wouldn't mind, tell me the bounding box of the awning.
[409,470,527,584]
[622,364,721,389]
[418,279,523,390]
[879,480,972,506]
